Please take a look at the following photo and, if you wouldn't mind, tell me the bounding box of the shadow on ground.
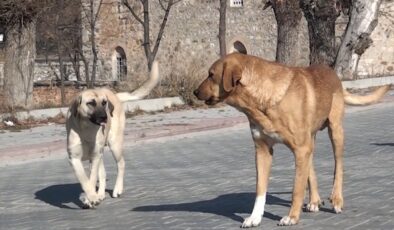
[371,142,394,147]
[35,183,84,209]
[132,192,289,223]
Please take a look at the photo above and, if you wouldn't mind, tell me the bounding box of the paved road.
[0,103,393,229]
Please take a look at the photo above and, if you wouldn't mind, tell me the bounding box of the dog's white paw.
[278,216,297,226]
[330,194,343,214]
[98,191,106,201]
[80,193,101,209]
[333,206,342,214]
[112,184,123,198]
[305,203,320,212]
[241,215,262,228]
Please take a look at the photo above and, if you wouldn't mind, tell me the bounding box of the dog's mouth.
[89,116,108,126]
[99,118,108,126]
[205,97,220,105]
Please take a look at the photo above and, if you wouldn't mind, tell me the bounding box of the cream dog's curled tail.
[116,61,160,102]
[343,85,391,105]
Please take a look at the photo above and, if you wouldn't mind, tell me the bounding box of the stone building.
[0,0,393,88]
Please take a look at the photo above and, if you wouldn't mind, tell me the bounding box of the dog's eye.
[102,100,107,106]
[208,74,213,80]
[87,100,97,107]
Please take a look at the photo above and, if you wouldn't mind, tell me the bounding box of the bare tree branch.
[152,0,173,63]
[122,0,144,25]
[93,0,104,25]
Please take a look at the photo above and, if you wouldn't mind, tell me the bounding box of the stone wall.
[31,0,394,84]
[81,0,144,82]
[0,48,4,87]
[81,0,311,82]
[0,62,4,87]
[133,0,309,76]
[357,1,394,77]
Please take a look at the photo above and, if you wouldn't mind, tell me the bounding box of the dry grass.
[0,112,66,130]
[114,57,208,106]
[151,58,207,106]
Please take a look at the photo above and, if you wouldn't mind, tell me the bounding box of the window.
[0,28,4,43]
[115,47,127,81]
[230,0,243,7]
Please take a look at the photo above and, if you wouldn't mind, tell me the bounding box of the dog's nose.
[193,89,199,97]
[96,110,107,122]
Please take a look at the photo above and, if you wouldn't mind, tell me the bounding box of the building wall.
[0,62,3,87]
[357,1,394,77]
[80,0,143,82]
[0,48,4,87]
[137,0,309,77]
[31,0,394,83]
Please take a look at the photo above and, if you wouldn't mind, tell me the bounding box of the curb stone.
[0,96,184,121]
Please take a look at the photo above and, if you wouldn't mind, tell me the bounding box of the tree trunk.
[56,0,66,106]
[142,0,152,71]
[271,0,303,65]
[89,0,98,88]
[151,0,173,70]
[219,0,227,57]
[58,56,66,106]
[334,0,382,80]
[3,20,36,110]
[123,0,175,71]
[301,0,340,66]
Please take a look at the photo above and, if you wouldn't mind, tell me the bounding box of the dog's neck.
[225,87,276,133]
[234,63,294,109]
[73,114,103,132]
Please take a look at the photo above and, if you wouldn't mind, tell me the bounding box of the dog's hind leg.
[306,139,322,212]
[328,93,345,214]
[242,138,273,228]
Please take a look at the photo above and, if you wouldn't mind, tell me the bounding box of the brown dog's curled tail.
[116,61,160,102]
[343,85,391,105]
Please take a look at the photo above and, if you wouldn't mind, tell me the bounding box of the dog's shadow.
[132,192,290,223]
[35,183,85,209]
[35,183,115,209]
[371,142,394,147]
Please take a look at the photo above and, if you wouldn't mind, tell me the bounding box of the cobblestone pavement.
[0,101,393,229]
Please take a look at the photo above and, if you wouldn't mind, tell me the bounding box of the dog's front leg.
[97,158,106,201]
[89,151,102,188]
[279,144,313,226]
[242,138,273,228]
[69,158,100,208]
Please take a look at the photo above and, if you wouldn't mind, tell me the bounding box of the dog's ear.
[222,62,242,93]
[71,95,82,117]
[108,100,114,117]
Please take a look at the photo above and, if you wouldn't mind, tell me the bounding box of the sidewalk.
[0,106,246,166]
[1,90,394,166]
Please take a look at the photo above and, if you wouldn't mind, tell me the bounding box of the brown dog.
[194,53,390,227]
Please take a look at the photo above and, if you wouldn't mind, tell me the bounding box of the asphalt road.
[0,103,393,230]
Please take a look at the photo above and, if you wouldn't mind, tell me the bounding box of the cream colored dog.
[66,62,159,208]
[194,53,390,227]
